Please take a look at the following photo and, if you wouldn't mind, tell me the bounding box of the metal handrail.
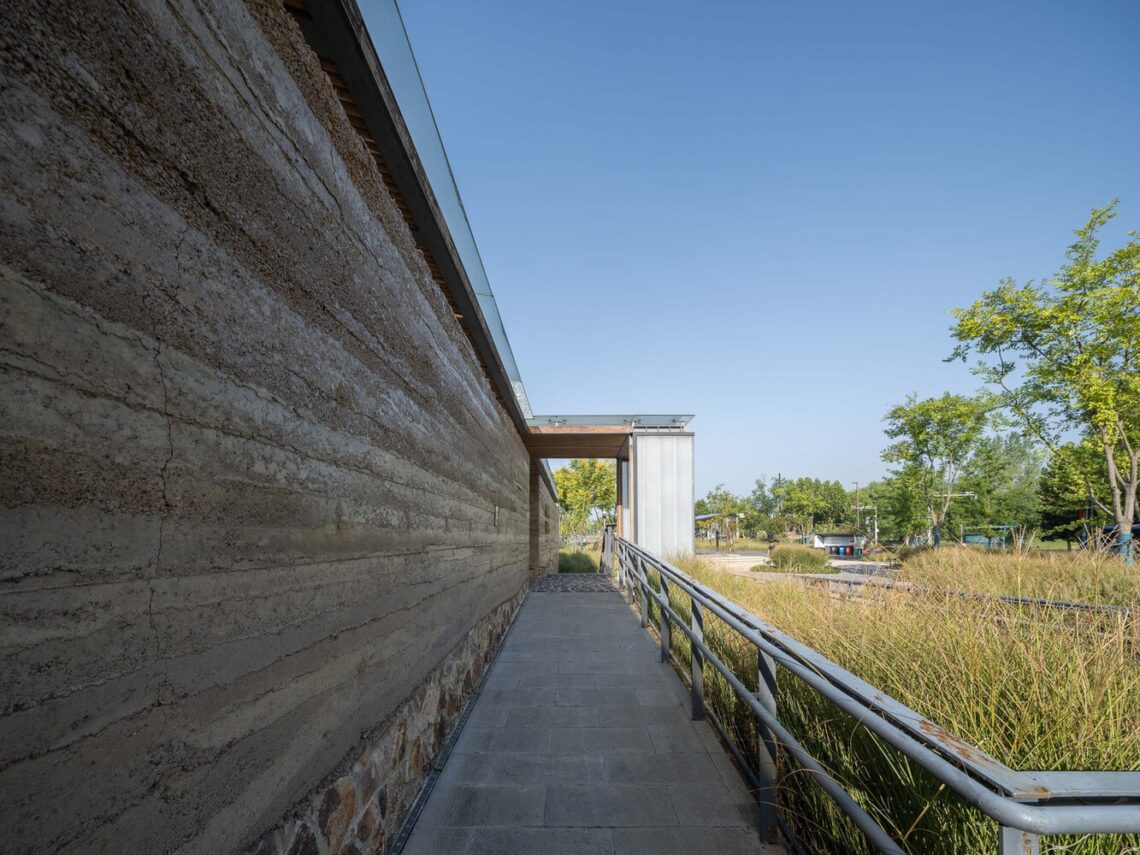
[601,530,1140,855]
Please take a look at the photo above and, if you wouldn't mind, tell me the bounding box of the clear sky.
[378,0,1140,497]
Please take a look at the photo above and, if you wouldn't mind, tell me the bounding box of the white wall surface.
[632,432,694,557]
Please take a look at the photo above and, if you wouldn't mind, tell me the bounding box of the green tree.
[745,476,852,537]
[553,459,616,538]
[749,479,778,516]
[1038,444,1095,549]
[703,483,744,517]
[817,479,853,527]
[952,434,1043,537]
[865,470,928,543]
[700,484,748,546]
[882,393,990,545]
[864,474,926,543]
[950,201,1140,558]
[781,479,821,531]
[770,477,852,532]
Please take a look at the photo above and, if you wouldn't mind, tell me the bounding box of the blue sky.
[378,0,1140,497]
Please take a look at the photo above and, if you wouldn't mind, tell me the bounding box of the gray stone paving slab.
[612,827,780,855]
[545,785,679,827]
[401,826,473,855]
[479,687,558,706]
[667,783,762,827]
[516,671,597,689]
[440,752,607,786]
[557,659,647,674]
[400,590,786,854]
[603,751,726,785]
[592,672,665,688]
[504,705,599,728]
[464,704,513,728]
[452,727,552,754]
[501,828,615,855]
[647,723,709,754]
[635,686,685,706]
[546,726,654,755]
[444,829,604,855]
[555,687,640,707]
[601,704,691,726]
[415,783,546,827]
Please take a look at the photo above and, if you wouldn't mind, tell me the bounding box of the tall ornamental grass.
[646,553,1139,854]
[558,549,601,573]
[897,546,1139,608]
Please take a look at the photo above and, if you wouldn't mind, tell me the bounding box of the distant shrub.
[893,544,932,563]
[558,551,598,573]
[769,543,831,572]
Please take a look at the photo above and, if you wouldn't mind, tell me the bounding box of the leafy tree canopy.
[953,434,1042,534]
[553,459,616,536]
[950,201,1140,541]
[1038,443,1102,546]
[882,392,991,541]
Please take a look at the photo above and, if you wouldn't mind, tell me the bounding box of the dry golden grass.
[896,545,1139,607]
[656,552,1140,854]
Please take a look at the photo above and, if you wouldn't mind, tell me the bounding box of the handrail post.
[629,556,638,611]
[601,524,615,575]
[625,553,635,605]
[690,596,705,720]
[756,647,779,843]
[637,555,649,628]
[999,826,1040,855]
[658,574,671,663]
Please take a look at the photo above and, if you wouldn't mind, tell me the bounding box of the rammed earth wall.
[530,461,560,578]
[0,1,554,851]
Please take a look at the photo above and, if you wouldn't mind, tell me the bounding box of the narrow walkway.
[402,577,783,855]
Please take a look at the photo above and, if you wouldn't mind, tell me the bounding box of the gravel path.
[530,573,619,593]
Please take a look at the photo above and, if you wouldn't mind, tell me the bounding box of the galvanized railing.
[600,529,1140,855]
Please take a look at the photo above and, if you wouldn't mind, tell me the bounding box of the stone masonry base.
[245,591,526,855]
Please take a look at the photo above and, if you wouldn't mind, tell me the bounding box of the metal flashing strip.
[528,414,694,429]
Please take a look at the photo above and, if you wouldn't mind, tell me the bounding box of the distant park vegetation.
[698,202,1139,564]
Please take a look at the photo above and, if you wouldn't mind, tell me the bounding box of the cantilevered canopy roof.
[524,415,693,459]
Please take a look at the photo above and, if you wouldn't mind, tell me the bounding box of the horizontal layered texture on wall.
[0,1,533,851]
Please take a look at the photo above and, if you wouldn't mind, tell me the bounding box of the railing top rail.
[611,535,1140,838]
